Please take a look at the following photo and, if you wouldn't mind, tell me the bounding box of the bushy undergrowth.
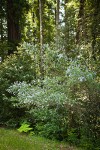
[0,42,36,125]
[7,65,100,149]
[0,43,100,150]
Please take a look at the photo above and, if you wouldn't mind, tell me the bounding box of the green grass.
[0,128,82,150]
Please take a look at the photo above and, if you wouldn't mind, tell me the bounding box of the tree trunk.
[7,0,21,54]
[91,0,100,60]
[0,18,3,41]
[56,0,60,28]
[55,0,60,49]
[0,0,4,41]
[39,0,44,80]
[64,0,69,53]
[76,0,85,44]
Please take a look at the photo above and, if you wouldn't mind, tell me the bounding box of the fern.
[18,122,33,133]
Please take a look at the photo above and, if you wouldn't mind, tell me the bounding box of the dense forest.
[0,0,100,149]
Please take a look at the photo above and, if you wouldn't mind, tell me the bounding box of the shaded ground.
[0,128,82,150]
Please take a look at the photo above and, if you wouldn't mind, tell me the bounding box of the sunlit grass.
[0,128,82,150]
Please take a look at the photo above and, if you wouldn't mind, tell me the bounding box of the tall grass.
[0,128,82,150]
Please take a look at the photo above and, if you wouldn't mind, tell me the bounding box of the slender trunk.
[64,0,69,53]
[56,0,60,28]
[0,18,3,41]
[39,0,44,80]
[0,0,4,42]
[55,0,60,49]
[39,0,43,51]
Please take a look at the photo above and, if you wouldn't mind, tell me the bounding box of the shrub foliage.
[0,43,100,150]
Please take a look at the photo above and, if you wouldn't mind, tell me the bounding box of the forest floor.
[0,128,83,150]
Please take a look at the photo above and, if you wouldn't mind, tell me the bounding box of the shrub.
[2,44,100,150]
[7,59,100,148]
[0,42,36,125]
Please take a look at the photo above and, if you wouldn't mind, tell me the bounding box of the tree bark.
[39,0,44,80]
[76,0,85,44]
[91,0,100,60]
[55,0,60,49]
[7,0,21,54]
[64,0,69,53]
[0,18,3,41]
[0,0,4,41]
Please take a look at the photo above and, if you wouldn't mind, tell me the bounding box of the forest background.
[0,0,100,149]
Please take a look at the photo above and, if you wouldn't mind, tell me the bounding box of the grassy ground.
[0,128,82,150]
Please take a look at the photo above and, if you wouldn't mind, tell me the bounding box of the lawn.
[0,128,82,150]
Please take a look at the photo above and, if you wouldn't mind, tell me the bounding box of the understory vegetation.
[0,0,100,150]
[0,43,100,150]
